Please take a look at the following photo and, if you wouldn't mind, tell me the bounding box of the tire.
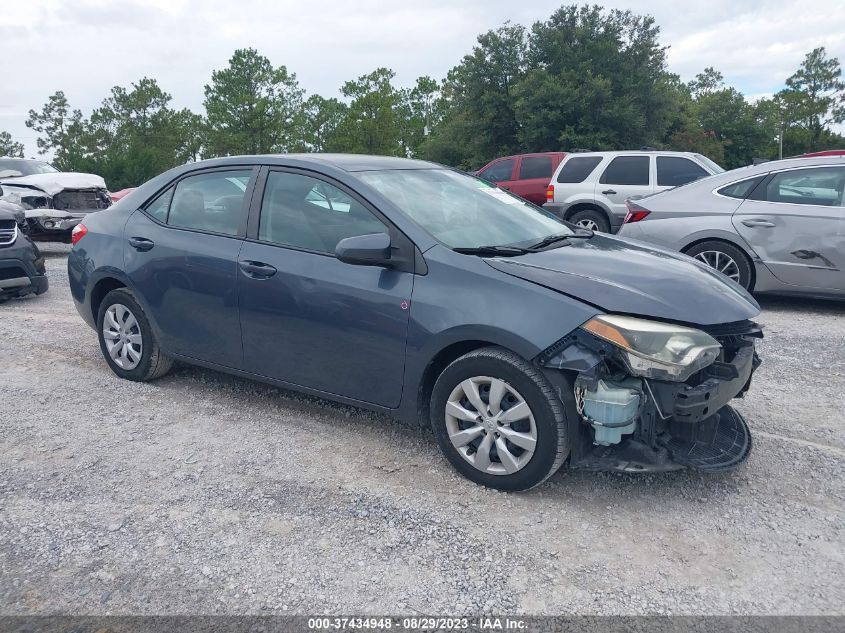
[568,208,610,233]
[96,288,173,382]
[685,240,754,291]
[430,346,569,491]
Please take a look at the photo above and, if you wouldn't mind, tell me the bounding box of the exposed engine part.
[576,375,643,446]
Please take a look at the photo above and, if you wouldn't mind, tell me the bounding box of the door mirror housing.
[335,232,393,267]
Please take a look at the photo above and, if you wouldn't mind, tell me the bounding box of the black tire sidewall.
[686,241,753,290]
[96,289,159,381]
[430,351,565,491]
[569,209,610,233]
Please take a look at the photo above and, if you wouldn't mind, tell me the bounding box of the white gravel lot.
[0,244,843,616]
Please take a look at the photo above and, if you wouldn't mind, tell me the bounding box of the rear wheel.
[568,208,610,233]
[685,240,753,290]
[430,347,569,491]
[96,288,173,381]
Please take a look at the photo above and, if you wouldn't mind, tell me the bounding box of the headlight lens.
[581,314,721,382]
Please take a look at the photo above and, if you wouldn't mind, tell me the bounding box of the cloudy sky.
[3,0,844,156]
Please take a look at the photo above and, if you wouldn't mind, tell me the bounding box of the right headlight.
[581,314,721,382]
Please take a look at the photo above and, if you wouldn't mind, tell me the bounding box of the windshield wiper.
[527,228,594,251]
[453,245,530,257]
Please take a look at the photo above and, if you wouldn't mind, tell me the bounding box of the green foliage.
[204,48,304,155]
[0,131,25,158]
[19,6,845,186]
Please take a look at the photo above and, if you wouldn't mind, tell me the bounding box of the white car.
[0,157,111,242]
[543,150,724,232]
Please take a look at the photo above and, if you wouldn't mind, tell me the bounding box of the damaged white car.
[0,158,111,242]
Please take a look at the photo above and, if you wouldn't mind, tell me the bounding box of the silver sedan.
[618,156,845,298]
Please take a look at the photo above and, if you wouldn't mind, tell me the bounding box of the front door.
[237,169,414,408]
[733,165,845,291]
[123,167,255,368]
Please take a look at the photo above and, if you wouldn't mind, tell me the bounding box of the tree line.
[2,4,843,190]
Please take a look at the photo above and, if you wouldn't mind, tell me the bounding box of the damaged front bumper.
[24,211,83,242]
[539,319,762,473]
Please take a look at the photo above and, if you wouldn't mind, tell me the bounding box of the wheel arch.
[90,276,128,323]
[562,202,613,226]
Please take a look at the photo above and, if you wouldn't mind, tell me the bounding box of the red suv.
[475,152,566,206]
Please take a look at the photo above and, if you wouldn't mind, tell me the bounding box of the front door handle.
[742,219,776,228]
[128,237,155,252]
[601,189,617,195]
[239,260,277,279]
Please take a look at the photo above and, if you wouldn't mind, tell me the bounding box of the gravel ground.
[1,244,843,616]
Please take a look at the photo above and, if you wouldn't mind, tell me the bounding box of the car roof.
[183,153,442,173]
[564,150,700,158]
[732,155,845,176]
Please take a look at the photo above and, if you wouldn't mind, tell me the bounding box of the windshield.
[694,154,725,174]
[357,168,570,249]
[0,159,59,177]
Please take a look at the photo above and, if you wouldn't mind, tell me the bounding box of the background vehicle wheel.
[430,346,569,491]
[685,240,753,290]
[97,288,173,381]
[568,208,610,233]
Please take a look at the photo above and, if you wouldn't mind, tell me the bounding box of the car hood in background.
[0,172,107,196]
[486,234,760,326]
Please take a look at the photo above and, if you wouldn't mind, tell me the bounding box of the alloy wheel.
[444,376,537,475]
[102,303,143,370]
[576,218,600,231]
[693,250,741,283]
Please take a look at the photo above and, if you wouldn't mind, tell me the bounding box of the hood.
[0,172,107,196]
[0,200,24,225]
[485,233,760,327]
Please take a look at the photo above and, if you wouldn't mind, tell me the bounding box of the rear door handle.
[239,260,277,279]
[601,189,617,195]
[128,237,155,252]
[741,219,776,228]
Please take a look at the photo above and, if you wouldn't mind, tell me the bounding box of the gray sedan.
[618,156,845,298]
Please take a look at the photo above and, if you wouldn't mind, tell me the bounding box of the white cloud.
[3,0,844,156]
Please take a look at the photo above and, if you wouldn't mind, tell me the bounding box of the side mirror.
[335,232,393,267]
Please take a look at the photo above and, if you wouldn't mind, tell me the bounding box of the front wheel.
[96,288,173,381]
[430,347,569,491]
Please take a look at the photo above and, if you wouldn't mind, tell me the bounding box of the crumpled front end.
[538,318,762,473]
[0,181,111,242]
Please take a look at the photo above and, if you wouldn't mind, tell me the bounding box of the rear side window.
[656,157,710,187]
[718,177,765,199]
[599,156,650,186]
[259,171,387,254]
[167,170,251,235]
[518,156,553,180]
[556,156,602,183]
[144,187,173,222]
[478,159,515,183]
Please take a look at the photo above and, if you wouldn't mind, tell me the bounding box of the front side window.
[259,172,387,253]
[478,159,515,183]
[167,170,251,235]
[600,156,650,186]
[656,157,710,187]
[556,156,602,183]
[357,168,569,249]
[763,167,845,206]
[519,156,553,180]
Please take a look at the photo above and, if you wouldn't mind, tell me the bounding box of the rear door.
[595,155,653,221]
[655,156,711,192]
[123,167,257,368]
[733,165,845,291]
[237,168,414,407]
[509,155,556,205]
[476,158,517,192]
